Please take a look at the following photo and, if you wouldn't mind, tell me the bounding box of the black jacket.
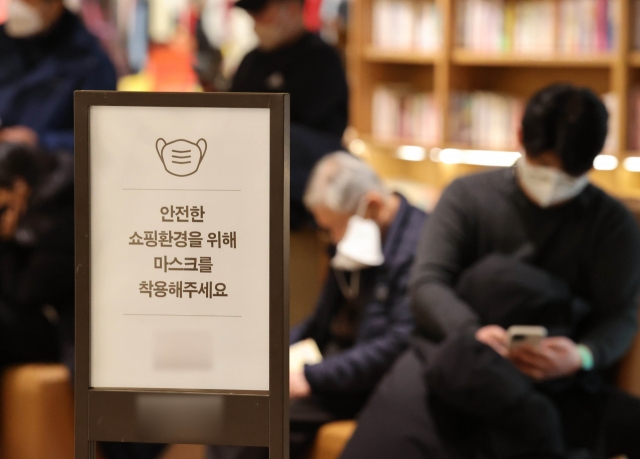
[231,32,348,138]
[0,9,117,152]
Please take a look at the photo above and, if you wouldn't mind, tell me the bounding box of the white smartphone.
[507,325,548,350]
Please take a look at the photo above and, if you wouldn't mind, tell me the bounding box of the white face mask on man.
[331,215,385,271]
[253,3,304,51]
[330,197,385,299]
[5,0,45,38]
[516,156,589,208]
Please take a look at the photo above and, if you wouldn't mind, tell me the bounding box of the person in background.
[208,152,426,459]
[230,0,348,139]
[0,143,74,369]
[0,0,117,152]
[230,0,349,228]
[340,84,640,459]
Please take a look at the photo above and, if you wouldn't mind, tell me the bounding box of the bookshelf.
[347,0,640,199]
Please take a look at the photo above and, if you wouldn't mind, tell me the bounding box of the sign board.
[75,92,289,458]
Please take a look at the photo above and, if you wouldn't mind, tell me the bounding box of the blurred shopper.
[340,84,640,459]
[0,143,74,368]
[231,0,348,138]
[231,0,349,228]
[0,0,116,152]
[208,152,426,459]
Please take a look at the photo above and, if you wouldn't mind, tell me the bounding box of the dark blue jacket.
[0,10,117,152]
[291,195,427,394]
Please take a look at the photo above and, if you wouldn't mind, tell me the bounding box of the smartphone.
[507,325,548,350]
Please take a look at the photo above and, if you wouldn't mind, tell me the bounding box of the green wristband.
[577,344,594,371]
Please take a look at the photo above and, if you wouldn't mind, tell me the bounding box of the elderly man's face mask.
[331,196,384,272]
[311,196,385,271]
[0,178,31,240]
[312,196,385,300]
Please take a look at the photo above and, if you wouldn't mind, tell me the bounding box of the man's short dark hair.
[521,83,608,176]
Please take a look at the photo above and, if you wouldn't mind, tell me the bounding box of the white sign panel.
[90,106,270,391]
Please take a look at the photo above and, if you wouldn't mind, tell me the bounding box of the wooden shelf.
[361,134,439,150]
[363,47,442,65]
[629,52,640,67]
[443,142,520,152]
[452,49,615,67]
[347,0,640,197]
[361,136,522,154]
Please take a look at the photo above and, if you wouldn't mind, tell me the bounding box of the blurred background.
[3,0,640,457]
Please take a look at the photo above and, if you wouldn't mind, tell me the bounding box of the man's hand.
[475,325,509,357]
[509,337,582,381]
[290,370,311,399]
[0,126,39,147]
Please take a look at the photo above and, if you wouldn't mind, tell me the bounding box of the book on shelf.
[449,91,523,150]
[372,0,442,52]
[372,85,441,145]
[634,0,640,50]
[456,0,617,54]
[448,90,617,153]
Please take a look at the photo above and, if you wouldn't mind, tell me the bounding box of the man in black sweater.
[340,85,640,459]
[231,0,348,139]
[231,0,350,228]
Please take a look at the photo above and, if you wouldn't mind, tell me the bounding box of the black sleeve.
[229,52,255,92]
[409,179,481,341]
[580,203,640,369]
[293,47,348,137]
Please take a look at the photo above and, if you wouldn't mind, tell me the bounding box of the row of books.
[456,0,617,54]
[372,86,441,144]
[372,88,619,152]
[449,92,523,149]
[372,0,442,52]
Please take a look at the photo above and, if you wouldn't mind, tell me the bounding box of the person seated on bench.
[0,0,116,152]
[340,84,640,459]
[0,142,74,369]
[207,152,427,459]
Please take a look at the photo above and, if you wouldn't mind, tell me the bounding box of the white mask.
[331,215,384,271]
[331,195,384,265]
[330,197,385,299]
[254,22,288,51]
[516,157,589,208]
[5,0,45,38]
[253,5,302,51]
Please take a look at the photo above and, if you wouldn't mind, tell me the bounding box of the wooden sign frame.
[74,91,289,459]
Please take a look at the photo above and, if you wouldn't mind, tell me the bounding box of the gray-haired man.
[208,152,427,459]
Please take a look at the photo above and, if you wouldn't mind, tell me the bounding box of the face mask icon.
[156,138,207,177]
